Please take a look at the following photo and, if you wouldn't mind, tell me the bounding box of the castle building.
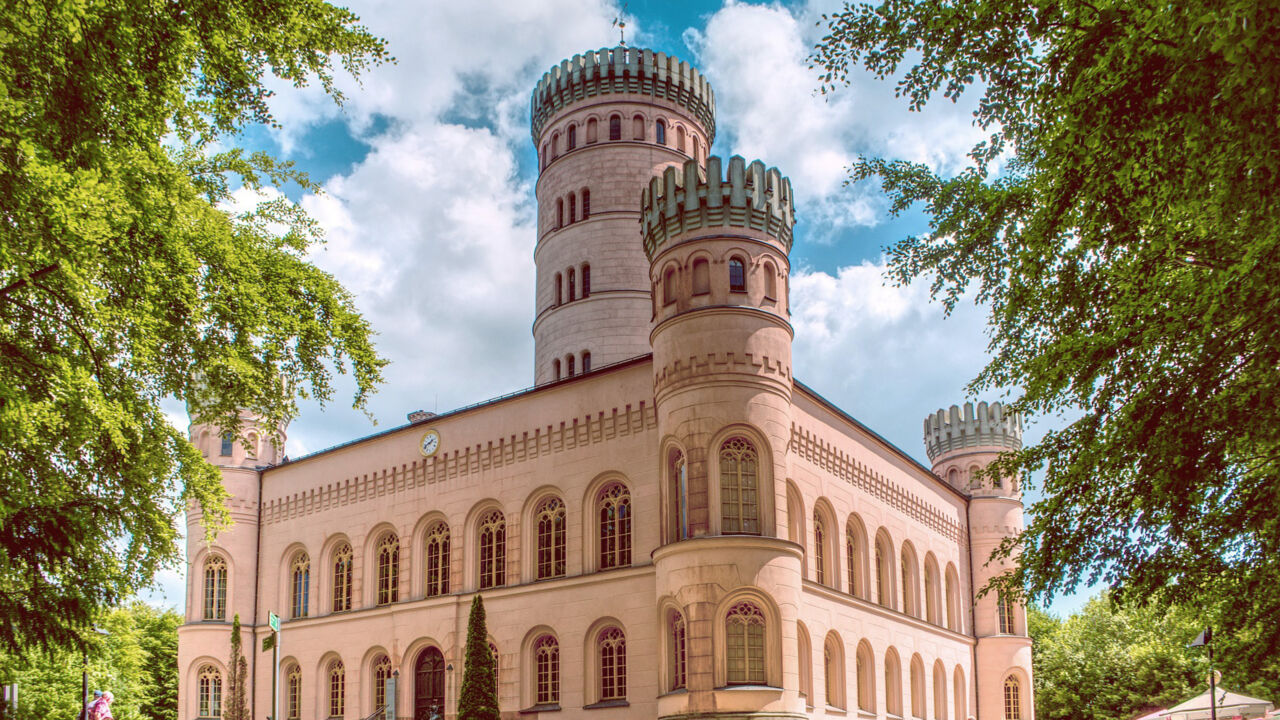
[176,46,1034,720]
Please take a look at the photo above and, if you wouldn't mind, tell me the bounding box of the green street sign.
[268,611,279,632]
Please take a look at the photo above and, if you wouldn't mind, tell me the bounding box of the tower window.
[632,114,645,140]
[725,601,766,685]
[609,114,621,141]
[540,143,548,169]
[553,359,561,381]
[554,272,562,306]
[729,257,746,293]
[567,354,575,377]
[692,258,709,295]
[586,117,598,144]
[567,125,576,150]
[677,126,686,152]
[655,119,666,145]
[670,611,687,690]
[581,188,590,219]
[551,132,559,158]
[720,437,760,534]
[568,193,576,224]
[998,591,1016,634]
[581,351,591,373]
[1003,676,1022,720]
[668,448,687,542]
[568,268,576,301]
[581,263,590,297]
[220,433,233,457]
[663,267,676,305]
[203,555,227,621]
[763,261,777,299]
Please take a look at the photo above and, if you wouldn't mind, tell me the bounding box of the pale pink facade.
[177,46,1033,720]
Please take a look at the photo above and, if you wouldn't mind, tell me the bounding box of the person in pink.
[88,691,113,720]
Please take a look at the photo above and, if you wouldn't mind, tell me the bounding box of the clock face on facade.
[419,429,441,457]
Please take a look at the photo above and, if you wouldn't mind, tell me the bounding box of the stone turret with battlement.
[531,46,717,386]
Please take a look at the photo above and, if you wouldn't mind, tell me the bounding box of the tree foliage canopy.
[0,0,388,652]
[813,0,1280,666]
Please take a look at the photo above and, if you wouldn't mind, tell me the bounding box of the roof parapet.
[923,401,1023,462]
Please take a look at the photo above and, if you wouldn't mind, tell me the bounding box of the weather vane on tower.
[612,4,628,46]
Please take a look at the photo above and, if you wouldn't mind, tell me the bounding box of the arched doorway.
[414,647,445,720]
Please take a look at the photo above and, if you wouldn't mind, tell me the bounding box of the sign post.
[265,612,280,720]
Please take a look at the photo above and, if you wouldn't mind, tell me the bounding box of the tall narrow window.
[814,513,827,586]
[692,258,709,295]
[586,117,598,144]
[373,655,392,710]
[567,125,576,150]
[568,193,576,224]
[328,660,346,718]
[567,354,575,377]
[425,522,450,597]
[581,263,590,297]
[799,626,812,702]
[725,601,766,685]
[729,257,746,292]
[332,543,352,612]
[763,262,777,299]
[203,555,227,620]
[632,114,645,140]
[824,636,844,709]
[598,627,627,701]
[609,115,621,141]
[568,268,576,301]
[925,562,939,625]
[376,533,399,606]
[885,651,903,717]
[668,449,687,541]
[535,497,566,579]
[954,667,967,720]
[933,662,947,720]
[198,665,223,718]
[1003,676,1022,720]
[554,273,562,306]
[290,551,310,618]
[670,612,687,691]
[286,665,301,720]
[598,483,631,570]
[540,143,548,169]
[677,126,686,152]
[551,132,559,158]
[911,656,926,719]
[945,568,959,631]
[478,510,506,589]
[581,190,590,220]
[998,591,1015,634]
[220,433,233,456]
[856,643,874,712]
[535,635,560,705]
[847,528,863,598]
[490,643,500,698]
[663,266,676,304]
[552,359,561,381]
[556,198,563,229]
[902,560,916,617]
[655,119,666,145]
[720,437,760,534]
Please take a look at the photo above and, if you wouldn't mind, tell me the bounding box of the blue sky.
[153,0,1095,617]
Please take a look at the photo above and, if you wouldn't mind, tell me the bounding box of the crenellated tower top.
[923,400,1022,463]
[641,155,795,260]
[530,46,716,143]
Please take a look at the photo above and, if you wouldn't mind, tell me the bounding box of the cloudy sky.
[153,0,1090,614]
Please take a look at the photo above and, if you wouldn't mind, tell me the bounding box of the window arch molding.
[873,528,899,610]
[185,656,227,719]
[846,513,871,600]
[707,424,776,537]
[463,499,508,590]
[411,511,451,600]
[519,486,569,582]
[711,589,783,689]
[580,472,633,573]
[362,523,402,608]
[317,533,354,614]
[660,437,689,543]
[360,647,394,714]
[812,498,840,590]
[192,546,232,622]
[657,598,688,693]
[519,625,562,709]
[582,617,629,705]
[313,652,347,719]
[823,631,847,710]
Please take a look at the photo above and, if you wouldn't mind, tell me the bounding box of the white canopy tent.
[1159,688,1274,720]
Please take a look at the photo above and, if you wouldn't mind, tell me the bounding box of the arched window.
[598,627,627,701]
[655,119,666,145]
[220,432,233,456]
[884,650,903,717]
[552,359,561,381]
[554,272,562,306]
[856,642,875,713]
[245,432,258,459]
[945,565,961,631]
[725,601,766,685]
[535,497,566,579]
[567,125,576,151]
[824,634,845,709]
[425,522,450,597]
[947,467,959,487]
[969,465,982,489]
[719,437,760,535]
[933,661,947,720]
[668,448,687,542]
[203,555,227,620]
[901,545,920,618]
[375,533,398,606]
[609,114,622,141]
[729,257,746,293]
[286,664,301,720]
[598,483,631,569]
[490,643,500,698]
[875,534,894,608]
[373,655,392,711]
[415,647,446,717]
[478,510,506,589]
[586,117,598,144]
[993,472,1003,489]
[953,666,967,720]
[910,655,926,719]
[798,624,812,702]
[534,635,560,705]
[568,193,576,224]
[692,135,700,163]
[566,354,575,377]
[1003,676,1022,720]
[663,266,676,304]
[813,513,827,586]
[998,591,1015,634]
[632,114,644,140]
[581,190,590,220]
[568,267,576,301]
[692,258,709,295]
[847,524,865,599]
[676,126,686,152]
[763,261,777,299]
[198,664,223,718]
[582,351,592,373]
[540,143,548,169]
[328,660,346,717]
[581,263,590,297]
[556,198,563,229]
[551,132,559,158]
[670,611,687,691]
[290,551,309,618]
[332,543,352,613]
[925,557,941,625]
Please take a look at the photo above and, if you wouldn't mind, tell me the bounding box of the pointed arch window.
[328,660,346,717]
[290,551,310,618]
[286,664,302,720]
[668,449,687,542]
[598,483,631,570]
[729,257,746,293]
[332,543,352,612]
[725,601,766,685]
[373,655,392,711]
[536,497,566,579]
[198,664,223,717]
[478,510,506,589]
[535,635,560,705]
[203,555,228,621]
[719,437,760,535]
[609,114,622,141]
[598,627,627,701]
[1003,676,1022,720]
[425,522,450,597]
[813,513,827,586]
[670,611,687,691]
[376,533,399,606]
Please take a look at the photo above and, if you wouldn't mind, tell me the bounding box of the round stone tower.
[530,46,715,384]
[924,402,1035,720]
[646,155,805,718]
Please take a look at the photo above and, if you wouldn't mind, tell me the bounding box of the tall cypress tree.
[225,615,248,720]
[457,596,498,720]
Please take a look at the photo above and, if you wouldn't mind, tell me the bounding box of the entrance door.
[414,647,445,720]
